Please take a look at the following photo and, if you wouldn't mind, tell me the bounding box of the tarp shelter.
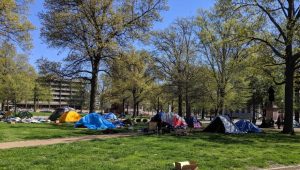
[160,112,187,128]
[203,116,241,134]
[75,113,116,130]
[59,111,81,123]
[103,112,118,120]
[49,107,71,121]
[235,119,262,133]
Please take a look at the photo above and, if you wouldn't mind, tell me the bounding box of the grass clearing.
[0,131,300,169]
[0,122,133,142]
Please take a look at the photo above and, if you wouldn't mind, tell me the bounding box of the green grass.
[31,112,52,116]
[0,122,135,142]
[0,131,300,169]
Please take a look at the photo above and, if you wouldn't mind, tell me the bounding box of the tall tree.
[108,50,155,117]
[152,18,199,116]
[0,43,36,112]
[232,0,300,134]
[0,0,34,49]
[196,4,249,115]
[40,0,167,113]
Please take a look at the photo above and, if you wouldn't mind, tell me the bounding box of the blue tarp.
[75,113,116,130]
[103,112,118,120]
[235,119,262,133]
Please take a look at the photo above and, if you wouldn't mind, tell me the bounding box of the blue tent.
[102,112,118,120]
[235,120,262,133]
[75,113,116,130]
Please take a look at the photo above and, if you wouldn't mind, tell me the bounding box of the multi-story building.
[17,78,86,110]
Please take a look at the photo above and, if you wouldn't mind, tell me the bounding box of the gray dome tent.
[203,115,241,134]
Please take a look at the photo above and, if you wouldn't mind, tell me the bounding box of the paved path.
[0,133,136,150]
[265,165,300,170]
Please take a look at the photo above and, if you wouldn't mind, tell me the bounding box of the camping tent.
[102,112,118,120]
[235,119,262,133]
[203,116,241,134]
[49,107,71,121]
[59,111,82,123]
[75,113,116,130]
[160,112,187,128]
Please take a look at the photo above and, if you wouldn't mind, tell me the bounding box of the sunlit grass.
[1,130,300,170]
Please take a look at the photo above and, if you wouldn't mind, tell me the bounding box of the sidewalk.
[0,133,136,150]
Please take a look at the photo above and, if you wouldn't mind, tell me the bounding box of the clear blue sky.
[27,0,215,67]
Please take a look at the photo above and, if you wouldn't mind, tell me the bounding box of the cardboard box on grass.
[174,160,198,170]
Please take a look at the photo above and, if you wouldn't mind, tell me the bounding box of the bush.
[15,112,33,119]
[136,118,141,123]
[142,119,148,123]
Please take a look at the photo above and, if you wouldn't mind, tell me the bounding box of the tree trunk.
[283,57,294,134]
[185,87,191,117]
[6,100,9,112]
[219,87,225,115]
[132,90,137,118]
[133,102,136,118]
[157,97,160,114]
[1,101,4,111]
[14,99,17,114]
[295,88,300,122]
[171,100,174,112]
[33,97,37,112]
[295,111,299,123]
[178,85,183,116]
[89,62,99,113]
[137,102,139,116]
[122,98,125,114]
[202,108,205,120]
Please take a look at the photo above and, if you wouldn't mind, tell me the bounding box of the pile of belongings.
[0,111,12,120]
[48,107,73,121]
[235,119,262,133]
[48,107,81,123]
[203,115,242,134]
[0,111,5,119]
[294,120,300,128]
[4,117,47,123]
[160,112,187,128]
[102,112,124,127]
[75,113,116,130]
[185,116,202,128]
[4,117,22,123]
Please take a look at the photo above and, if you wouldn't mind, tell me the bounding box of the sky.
[27,0,215,67]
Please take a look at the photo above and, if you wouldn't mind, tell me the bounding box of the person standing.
[276,114,282,129]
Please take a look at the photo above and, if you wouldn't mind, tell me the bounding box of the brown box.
[174,161,198,170]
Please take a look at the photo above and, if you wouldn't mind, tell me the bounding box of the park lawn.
[31,112,52,117]
[0,132,300,170]
[0,122,145,142]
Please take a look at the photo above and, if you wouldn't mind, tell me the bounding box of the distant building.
[17,78,86,110]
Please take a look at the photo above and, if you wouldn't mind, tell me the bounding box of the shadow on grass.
[147,131,300,145]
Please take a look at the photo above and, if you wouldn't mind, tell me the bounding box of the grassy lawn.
[0,131,300,169]
[31,112,52,117]
[0,122,134,142]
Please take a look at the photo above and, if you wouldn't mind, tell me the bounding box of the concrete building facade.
[17,78,86,110]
